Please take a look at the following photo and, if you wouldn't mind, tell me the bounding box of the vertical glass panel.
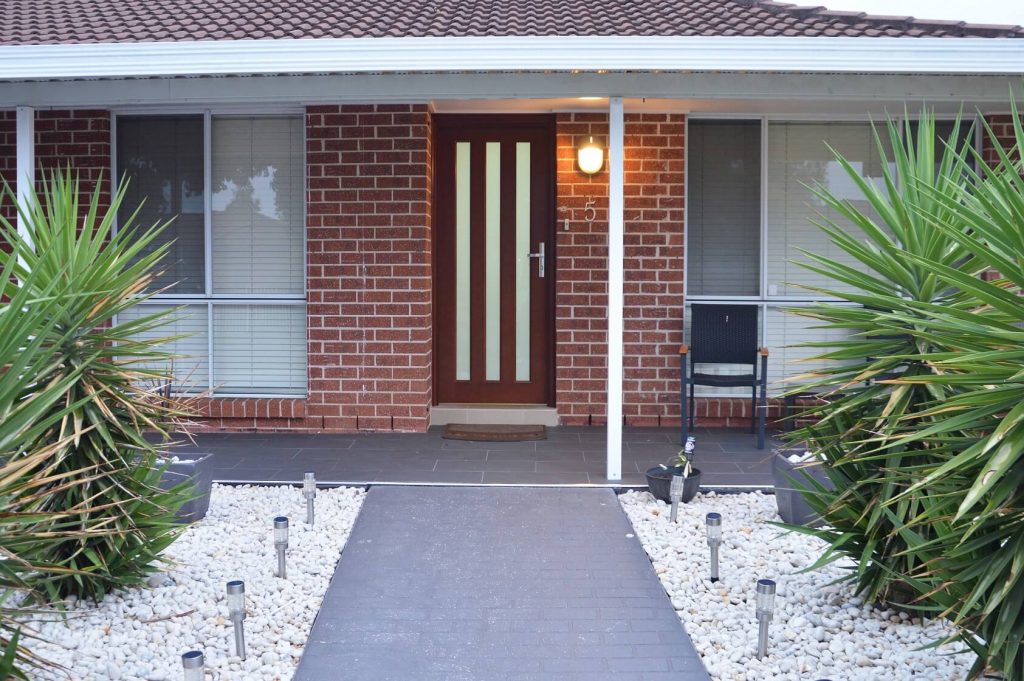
[212,116,305,294]
[118,304,209,391]
[515,142,531,382]
[687,121,761,296]
[766,122,892,297]
[455,142,471,381]
[117,116,205,293]
[213,304,307,395]
[485,142,501,381]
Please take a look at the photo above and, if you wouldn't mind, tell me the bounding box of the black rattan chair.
[679,304,769,449]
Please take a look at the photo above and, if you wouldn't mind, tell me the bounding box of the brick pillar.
[554,113,687,427]
[982,114,1022,167]
[34,109,111,214]
[0,111,15,224]
[306,104,433,432]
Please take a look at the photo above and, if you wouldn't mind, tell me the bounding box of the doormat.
[442,424,548,442]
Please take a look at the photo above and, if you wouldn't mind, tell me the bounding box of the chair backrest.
[689,304,759,365]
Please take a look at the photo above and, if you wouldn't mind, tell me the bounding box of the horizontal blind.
[117,304,209,391]
[212,305,306,395]
[764,306,850,395]
[212,116,305,295]
[766,122,891,298]
[116,116,205,294]
[687,121,761,296]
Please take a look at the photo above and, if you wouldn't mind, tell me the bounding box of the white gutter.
[0,36,1022,81]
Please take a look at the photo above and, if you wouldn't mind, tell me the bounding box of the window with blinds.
[116,114,307,397]
[687,120,761,297]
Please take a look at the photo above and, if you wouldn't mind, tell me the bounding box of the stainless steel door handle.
[527,241,545,278]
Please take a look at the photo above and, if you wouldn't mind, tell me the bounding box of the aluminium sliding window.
[115,113,307,397]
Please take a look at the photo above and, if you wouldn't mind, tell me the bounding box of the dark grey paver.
[294,486,709,681]
[170,426,775,487]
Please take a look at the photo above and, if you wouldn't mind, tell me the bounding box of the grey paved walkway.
[170,427,776,488]
[295,486,710,681]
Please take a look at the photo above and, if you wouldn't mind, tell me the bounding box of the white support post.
[606,96,624,482]
[15,105,34,252]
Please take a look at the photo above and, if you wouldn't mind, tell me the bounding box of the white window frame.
[683,112,981,396]
[111,105,309,398]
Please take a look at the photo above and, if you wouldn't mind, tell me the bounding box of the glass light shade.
[756,579,777,614]
[303,471,316,496]
[226,580,245,616]
[669,475,684,499]
[274,516,289,544]
[182,651,204,681]
[577,137,604,175]
[706,512,722,543]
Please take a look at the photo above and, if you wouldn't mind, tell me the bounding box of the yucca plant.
[785,108,1024,679]
[0,169,194,604]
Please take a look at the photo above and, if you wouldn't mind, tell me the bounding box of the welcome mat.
[442,423,548,442]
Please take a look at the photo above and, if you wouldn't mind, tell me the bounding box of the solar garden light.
[274,516,289,579]
[669,474,684,523]
[226,580,246,660]
[755,578,777,660]
[705,512,722,583]
[181,650,204,681]
[303,471,316,526]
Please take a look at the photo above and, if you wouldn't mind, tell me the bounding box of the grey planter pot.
[772,451,834,527]
[157,452,215,523]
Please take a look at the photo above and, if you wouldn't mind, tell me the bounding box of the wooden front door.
[434,115,555,405]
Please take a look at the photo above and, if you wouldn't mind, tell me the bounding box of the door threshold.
[430,404,559,427]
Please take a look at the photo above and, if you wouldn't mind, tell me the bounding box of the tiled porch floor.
[169,427,778,487]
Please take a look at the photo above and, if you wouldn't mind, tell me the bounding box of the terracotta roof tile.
[0,0,1020,45]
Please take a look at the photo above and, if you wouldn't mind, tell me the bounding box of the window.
[116,114,307,397]
[685,117,973,396]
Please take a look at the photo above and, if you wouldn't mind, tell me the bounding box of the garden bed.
[21,484,365,680]
[619,490,974,681]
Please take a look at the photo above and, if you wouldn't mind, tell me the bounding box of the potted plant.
[772,448,833,526]
[645,436,702,503]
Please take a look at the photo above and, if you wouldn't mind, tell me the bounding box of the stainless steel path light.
[181,650,204,681]
[303,471,316,526]
[274,516,289,579]
[705,512,722,583]
[226,580,246,660]
[669,474,684,523]
[755,578,777,660]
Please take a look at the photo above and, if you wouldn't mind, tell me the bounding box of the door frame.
[431,113,557,407]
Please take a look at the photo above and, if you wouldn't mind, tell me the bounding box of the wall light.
[577,136,604,175]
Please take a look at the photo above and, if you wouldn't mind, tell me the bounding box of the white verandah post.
[15,105,34,253]
[606,96,624,482]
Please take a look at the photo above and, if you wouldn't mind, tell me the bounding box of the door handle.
[528,242,546,278]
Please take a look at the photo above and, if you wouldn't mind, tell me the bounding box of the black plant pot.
[157,452,215,523]
[772,451,834,527]
[645,466,702,504]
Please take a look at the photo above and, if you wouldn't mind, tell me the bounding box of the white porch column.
[606,96,624,482]
[15,105,34,251]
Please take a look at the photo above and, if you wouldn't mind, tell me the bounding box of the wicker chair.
[680,304,769,449]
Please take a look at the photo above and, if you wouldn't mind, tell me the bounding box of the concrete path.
[295,486,710,681]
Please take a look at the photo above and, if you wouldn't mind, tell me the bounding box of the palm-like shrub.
[787,110,1024,679]
[0,170,193,605]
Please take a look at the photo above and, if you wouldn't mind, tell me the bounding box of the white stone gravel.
[619,490,975,681]
[20,483,365,681]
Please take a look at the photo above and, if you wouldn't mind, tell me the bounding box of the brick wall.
[0,112,14,223]
[305,104,433,432]
[981,114,1022,167]
[554,113,687,427]
[34,109,111,214]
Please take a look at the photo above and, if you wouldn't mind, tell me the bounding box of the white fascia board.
[0,36,1022,80]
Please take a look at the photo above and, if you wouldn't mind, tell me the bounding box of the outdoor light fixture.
[706,512,722,583]
[226,580,247,660]
[274,516,289,579]
[755,578,777,660]
[181,650,204,681]
[303,471,317,526]
[577,136,604,175]
[669,474,684,523]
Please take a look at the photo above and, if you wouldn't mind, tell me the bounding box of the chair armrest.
[679,344,689,355]
[759,347,769,357]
